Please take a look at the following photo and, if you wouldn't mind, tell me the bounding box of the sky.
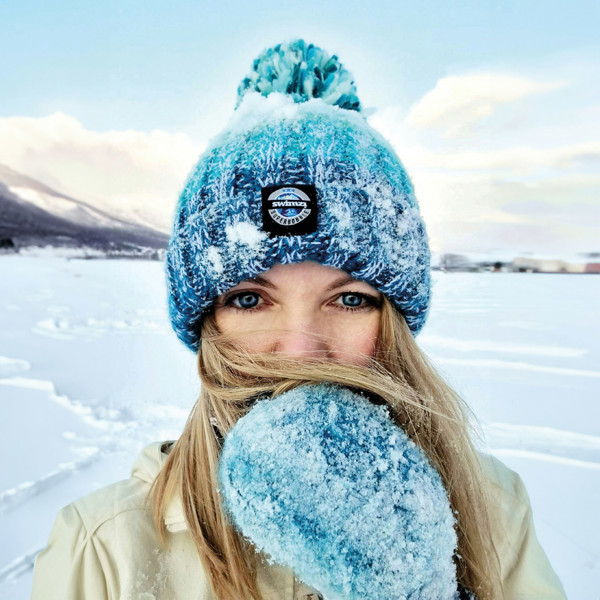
[0,0,599,256]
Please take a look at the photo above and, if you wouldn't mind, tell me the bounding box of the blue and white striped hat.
[166,38,431,353]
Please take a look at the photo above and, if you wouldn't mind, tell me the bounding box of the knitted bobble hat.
[166,38,431,353]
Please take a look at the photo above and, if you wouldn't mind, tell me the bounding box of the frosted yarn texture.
[236,38,361,110]
[165,38,432,353]
[218,383,460,600]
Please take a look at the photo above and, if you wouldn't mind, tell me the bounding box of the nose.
[270,315,332,359]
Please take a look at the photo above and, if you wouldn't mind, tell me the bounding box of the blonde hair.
[152,297,502,599]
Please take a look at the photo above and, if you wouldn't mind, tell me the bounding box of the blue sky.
[1,0,598,255]
[2,0,597,133]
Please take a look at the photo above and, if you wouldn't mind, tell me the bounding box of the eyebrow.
[244,275,276,288]
[244,273,365,292]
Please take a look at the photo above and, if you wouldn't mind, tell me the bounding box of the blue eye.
[340,293,365,308]
[232,292,261,309]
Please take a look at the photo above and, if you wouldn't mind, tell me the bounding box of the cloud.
[373,93,600,254]
[368,107,600,178]
[2,76,596,258]
[428,220,596,257]
[415,172,600,255]
[418,141,600,173]
[0,113,203,232]
[406,73,567,138]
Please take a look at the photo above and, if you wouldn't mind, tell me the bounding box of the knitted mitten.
[218,383,465,600]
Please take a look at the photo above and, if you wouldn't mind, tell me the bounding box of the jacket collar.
[131,441,189,533]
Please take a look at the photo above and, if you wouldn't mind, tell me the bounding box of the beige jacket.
[31,442,567,600]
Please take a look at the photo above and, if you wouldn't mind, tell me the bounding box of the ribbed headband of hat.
[166,38,432,353]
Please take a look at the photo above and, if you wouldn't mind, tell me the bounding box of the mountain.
[0,164,169,256]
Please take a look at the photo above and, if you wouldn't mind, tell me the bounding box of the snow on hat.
[166,38,431,353]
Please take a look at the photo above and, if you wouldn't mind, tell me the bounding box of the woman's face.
[213,261,382,365]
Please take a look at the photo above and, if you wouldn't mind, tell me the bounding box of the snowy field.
[0,252,598,600]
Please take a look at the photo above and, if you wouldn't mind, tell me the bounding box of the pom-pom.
[218,383,461,600]
[236,38,361,111]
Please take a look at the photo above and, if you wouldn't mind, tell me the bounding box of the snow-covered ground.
[0,253,598,599]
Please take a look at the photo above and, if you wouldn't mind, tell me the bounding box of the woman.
[31,39,566,599]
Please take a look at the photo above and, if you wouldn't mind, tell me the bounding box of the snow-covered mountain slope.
[0,164,169,252]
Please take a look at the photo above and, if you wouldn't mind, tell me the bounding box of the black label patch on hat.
[261,184,318,237]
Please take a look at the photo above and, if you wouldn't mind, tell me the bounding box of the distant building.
[585,263,600,274]
[512,257,586,273]
[439,253,476,271]
[430,252,597,273]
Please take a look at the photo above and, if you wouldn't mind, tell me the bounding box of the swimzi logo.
[261,184,318,237]
[269,188,311,225]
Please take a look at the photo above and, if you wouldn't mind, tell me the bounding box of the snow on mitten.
[218,383,463,600]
